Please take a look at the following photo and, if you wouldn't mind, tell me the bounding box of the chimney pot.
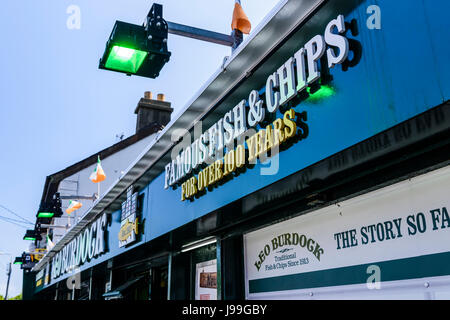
[144,91,153,99]
[157,93,165,101]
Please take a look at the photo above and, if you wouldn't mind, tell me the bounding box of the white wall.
[51,133,156,242]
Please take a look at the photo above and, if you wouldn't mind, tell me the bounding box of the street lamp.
[99,3,241,79]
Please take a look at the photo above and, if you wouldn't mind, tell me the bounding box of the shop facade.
[29,0,450,300]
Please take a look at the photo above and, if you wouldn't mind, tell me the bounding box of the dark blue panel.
[422,0,450,100]
[144,0,450,241]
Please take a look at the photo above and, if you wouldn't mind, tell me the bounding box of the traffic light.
[52,192,63,218]
[23,229,42,241]
[37,203,55,219]
[21,252,36,270]
[13,256,23,265]
[36,192,63,220]
[99,3,171,78]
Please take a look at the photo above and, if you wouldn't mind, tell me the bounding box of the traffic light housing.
[37,202,55,219]
[13,256,23,265]
[52,192,63,218]
[20,252,37,270]
[23,229,42,241]
[99,3,171,78]
[36,192,63,220]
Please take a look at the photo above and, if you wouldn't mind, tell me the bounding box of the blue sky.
[0,0,279,298]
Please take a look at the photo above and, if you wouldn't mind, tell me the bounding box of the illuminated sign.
[180,109,307,201]
[164,15,351,201]
[36,269,45,288]
[44,263,50,285]
[33,248,46,262]
[118,186,140,248]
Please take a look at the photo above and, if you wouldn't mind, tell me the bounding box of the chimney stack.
[135,91,173,133]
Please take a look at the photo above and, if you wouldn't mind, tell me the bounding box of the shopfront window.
[191,243,217,300]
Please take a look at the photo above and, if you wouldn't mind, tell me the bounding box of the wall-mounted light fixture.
[181,236,217,253]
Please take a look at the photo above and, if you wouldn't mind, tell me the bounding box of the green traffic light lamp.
[99,4,171,78]
[99,3,242,79]
[37,204,55,225]
[37,192,64,220]
[23,229,42,241]
[37,206,54,219]
[23,229,36,241]
[13,257,23,265]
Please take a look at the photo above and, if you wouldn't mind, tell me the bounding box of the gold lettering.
[236,144,245,168]
[181,182,186,201]
[198,170,204,191]
[227,150,236,174]
[179,109,306,201]
[264,125,274,153]
[246,134,257,162]
[273,118,285,146]
[209,163,215,185]
[189,176,198,198]
[215,160,223,182]
[283,109,297,139]
[256,129,266,158]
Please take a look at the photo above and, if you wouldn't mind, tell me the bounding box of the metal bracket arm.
[167,21,234,47]
[59,194,98,201]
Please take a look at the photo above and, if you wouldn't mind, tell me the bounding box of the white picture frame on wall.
[195,259,217,300]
